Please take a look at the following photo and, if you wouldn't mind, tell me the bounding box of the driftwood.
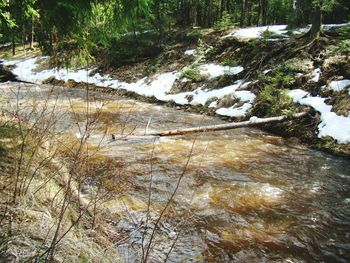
[149,112,308,137]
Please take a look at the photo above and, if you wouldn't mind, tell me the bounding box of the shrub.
[185,27,201,43]
[179,38,207,82]
[246,39,260,57]
[282,58,311,73]
[50,37,95,69]
[256,62,299,117]
[333,39,350,58]
[261,28,280,39]
[179,66,202,82]
[220,57,238,67]
[145,58,161,76]
[259,85,296,116]
[214,12,233,31]
[338,25,350,41]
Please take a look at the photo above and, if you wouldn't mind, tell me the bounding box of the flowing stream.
[1,83,350,262]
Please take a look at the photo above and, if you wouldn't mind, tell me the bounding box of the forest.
[1,0,350,263]
[1,0,350,65]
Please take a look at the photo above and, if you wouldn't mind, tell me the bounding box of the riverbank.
[1,24,350,158]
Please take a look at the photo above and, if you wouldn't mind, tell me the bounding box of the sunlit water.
[1,83,350,262]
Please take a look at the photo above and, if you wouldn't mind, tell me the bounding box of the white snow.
[322,23,350,30]
[233,90,256,102]
[288,89,350,144]
[198,64,244,78]
[216,103,253,117]
[223,25,289,39]
[223,23,350,40]
[288,89,309,102]
[329,79,350,92]
[0,43,11,48]
[310,68,321,83]
[184,49,196,56]
[4,57,254,118]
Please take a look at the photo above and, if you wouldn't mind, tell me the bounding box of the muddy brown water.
[1,83,350,262]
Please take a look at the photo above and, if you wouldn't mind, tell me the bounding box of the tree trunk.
[207,0,213,27]
[240,0,245,27]
[220,0,227,16]
[149,112,308,137]
[12,36,16,56]
[257,0,262,26]
[29,15,34,49]
[291,0,304,28]
[9,0,16,56]
[262,0,267,25]
[246,2,252,26]
[308,5,322,39]
[22,22,25,52]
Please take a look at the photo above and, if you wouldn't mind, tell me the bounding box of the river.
[1,82,350,262]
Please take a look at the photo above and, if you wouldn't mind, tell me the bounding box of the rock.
[0,64,18,82]
[67,79,78,88]
[42,77,65,86]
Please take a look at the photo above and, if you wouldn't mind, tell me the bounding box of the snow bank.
[0,43,11,48]
[223,23,350,40]
[4,57,254,118]
[184,49,196,56]
[329,80,350,92]
[216,103,253,117]
[198,64,244,78]
[223,25,289,39]
[288,89,350,144]
[322,23,350,30]
[310,68,321,83]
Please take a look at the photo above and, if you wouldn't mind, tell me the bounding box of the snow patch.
[329,80,350,92]
[322,23,350,30]
[223,25,289,39]
[198,64,244,78]
[223,23,350,40]
[216,103,253,117]
[0,43,11,48]
[310,68,321,83]
[5,57,252,119]
[184,49,196,56]
[288,89,350,144]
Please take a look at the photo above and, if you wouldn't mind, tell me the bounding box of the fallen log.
[149,112,308,137]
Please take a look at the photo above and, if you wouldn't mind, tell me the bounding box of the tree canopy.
[1,0,349,61]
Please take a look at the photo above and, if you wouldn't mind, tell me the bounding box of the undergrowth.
[214,12,234,31]
[179,38,206,81]
[256,62,299,117]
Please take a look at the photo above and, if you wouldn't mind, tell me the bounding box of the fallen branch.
[149,112,308,137]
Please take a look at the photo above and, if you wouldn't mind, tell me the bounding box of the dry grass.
[0,43,41,60]
[0,112,123,263]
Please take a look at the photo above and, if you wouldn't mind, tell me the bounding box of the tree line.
[0,0,349,58]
